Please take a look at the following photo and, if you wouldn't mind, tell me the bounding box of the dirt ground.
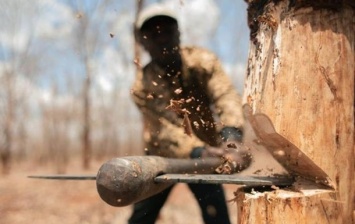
[0,160,239,224]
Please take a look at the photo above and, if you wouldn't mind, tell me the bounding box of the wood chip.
[174,88,183,94]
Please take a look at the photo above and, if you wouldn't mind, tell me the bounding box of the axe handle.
[96,156,224,207]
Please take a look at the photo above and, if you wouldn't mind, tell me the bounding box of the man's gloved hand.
[219,127,243,142]
[190,126,251,174]
[189,145,225,159]
[190,141,252,174]
[218,141,252,174]
[205,141,252,174]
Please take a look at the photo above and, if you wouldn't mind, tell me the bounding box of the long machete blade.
[28,175,96,180]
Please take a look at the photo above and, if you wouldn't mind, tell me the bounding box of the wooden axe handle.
[96,156,223,207]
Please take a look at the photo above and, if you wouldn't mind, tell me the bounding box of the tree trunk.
[238,1,354,223]
[82,60,92,170]
[134,0,143,70]
[1,70,14,175]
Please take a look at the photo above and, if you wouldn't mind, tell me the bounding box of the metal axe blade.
[155,174,294,186]
[242,105,334,188]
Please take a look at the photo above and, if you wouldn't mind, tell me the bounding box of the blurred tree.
[134,0,144,70]
[41,84,69,174]
[67,0,142,168]
[0,0,42,174]
[69,0,113,169]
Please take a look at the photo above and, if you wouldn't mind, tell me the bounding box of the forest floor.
[0,159,240,224]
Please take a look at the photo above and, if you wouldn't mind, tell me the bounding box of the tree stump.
[238,1,354,223]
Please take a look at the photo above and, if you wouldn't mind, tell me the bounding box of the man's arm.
[206,55,244,131]
[188,48,251,170]
[131,71,207,159]
[152,117,206,158]
[186,47,244,133]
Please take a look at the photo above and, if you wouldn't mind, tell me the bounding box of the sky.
[0,0,250,96]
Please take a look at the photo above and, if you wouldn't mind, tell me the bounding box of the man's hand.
[201,146,225,158]
[203,141,252,174]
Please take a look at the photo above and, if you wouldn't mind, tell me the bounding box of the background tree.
[0,0,43,174]
[68,0,119,169]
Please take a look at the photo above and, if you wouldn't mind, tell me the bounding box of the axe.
[29,105,334,207]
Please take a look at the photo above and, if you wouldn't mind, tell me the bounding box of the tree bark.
[134,0,143,70]
[1,70,14,175]
[238,0,354,223]
[82,58,92,170]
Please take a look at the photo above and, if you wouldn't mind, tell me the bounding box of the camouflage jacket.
[131,46,244,158]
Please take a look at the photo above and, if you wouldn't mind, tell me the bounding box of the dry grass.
[0,159,239,224]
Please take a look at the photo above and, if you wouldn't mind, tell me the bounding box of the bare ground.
[0,160,239,224]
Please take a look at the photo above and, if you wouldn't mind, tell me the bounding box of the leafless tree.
[69,0,124,169]
[41,86,68,173]
[0,0,42,174]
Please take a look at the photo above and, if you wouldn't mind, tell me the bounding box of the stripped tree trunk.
[238,1,355,223]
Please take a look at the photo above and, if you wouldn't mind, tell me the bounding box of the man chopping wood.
[129,4,251,224]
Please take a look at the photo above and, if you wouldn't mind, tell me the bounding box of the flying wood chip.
[166,99,193,136]
[174,88,183,94]
[183,113,193,136]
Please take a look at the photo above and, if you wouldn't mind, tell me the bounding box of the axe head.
[241,104,334,188]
